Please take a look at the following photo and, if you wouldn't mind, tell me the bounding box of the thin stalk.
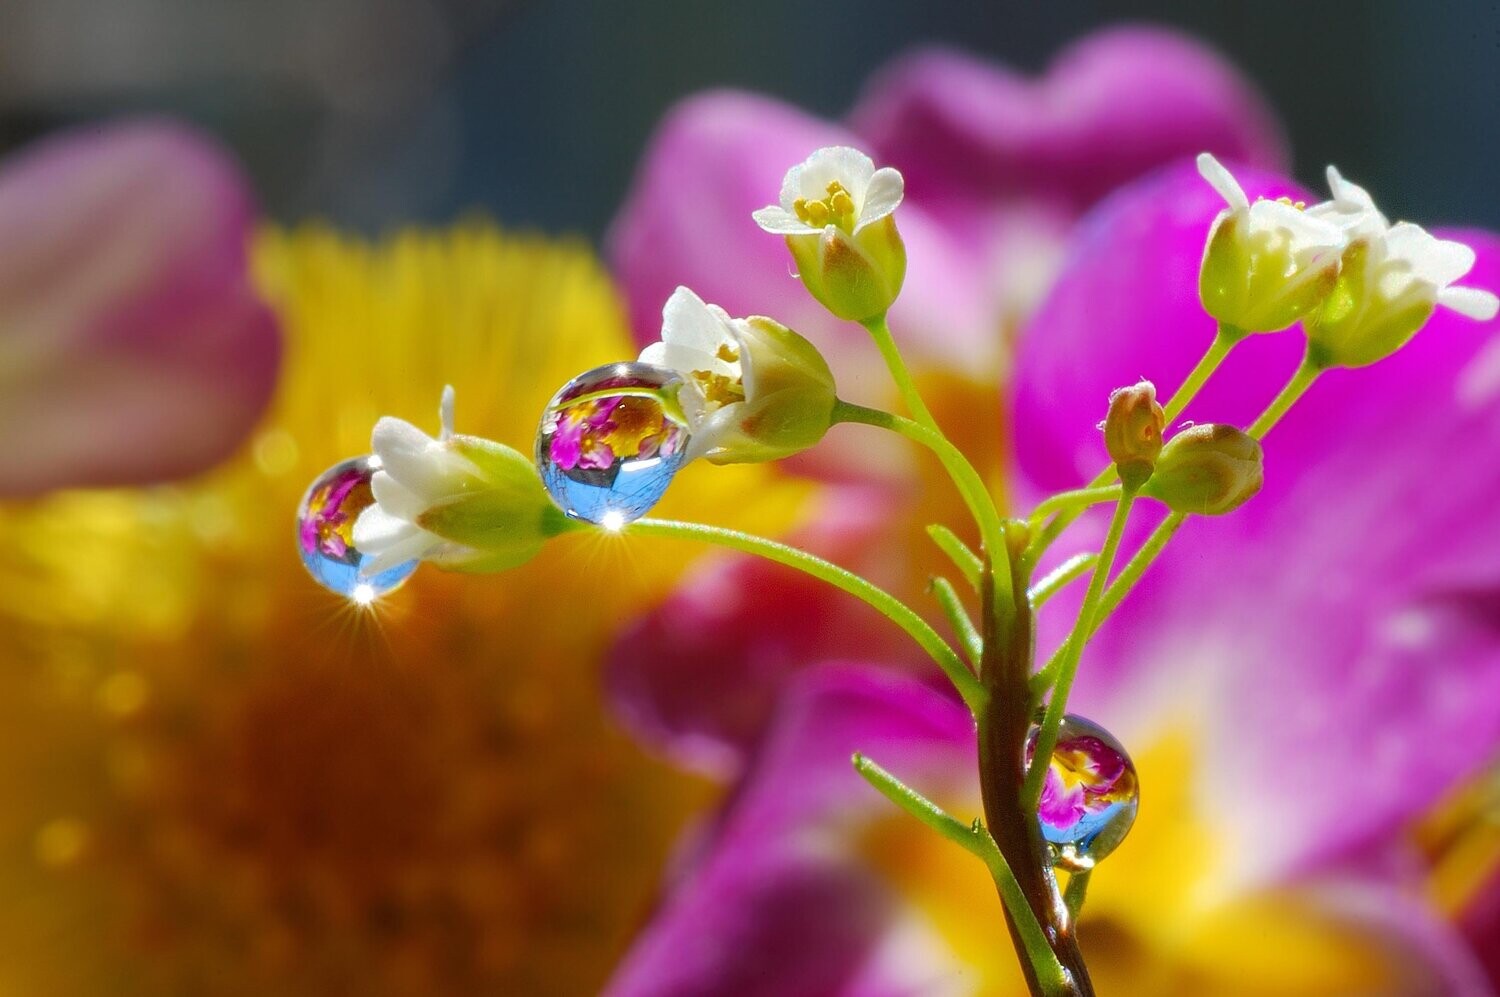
[1248,353,1320,439]
[1063,871,1092,924]
[862,313,939,431]
[1028,485,1122,524]
[626,518,984,714]
[930,576,982,670]
[1028,553,1098,610]
[834,401,1011,603]
[853,754,1074,995]
[1023,491,1137,808]
[927,524,982,591]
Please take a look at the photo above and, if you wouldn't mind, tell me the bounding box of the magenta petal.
[1014,160,1500,878]
[605,486,917,776]
[606,665,974,997]
[851,28,1287,216]
[0,119,280,494]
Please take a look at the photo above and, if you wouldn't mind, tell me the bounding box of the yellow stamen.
[714,342,739,363]
[692,369,746,407]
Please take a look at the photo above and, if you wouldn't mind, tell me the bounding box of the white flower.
[639,287,835,464]
[1196,153,1348,334]
[1301,166,1498,367]
[752,146,904,236]
[353,387,564,574]
[353,386,473,574]
[752,147,908,322]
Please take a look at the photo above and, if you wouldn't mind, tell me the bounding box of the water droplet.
[1028,714,1138,871]
[296,456,417,599]
[536,362,689,525]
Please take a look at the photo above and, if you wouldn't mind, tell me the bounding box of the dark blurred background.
[2,0,1497,237]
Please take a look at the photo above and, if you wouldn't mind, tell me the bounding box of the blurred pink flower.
[0,120,280,494]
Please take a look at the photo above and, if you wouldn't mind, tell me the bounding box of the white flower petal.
[855,167,904,230]
[1250,198,1346,254]
[370,415,475,498]
[1196,152,1249,212]
[352,503,419,550]
[661,286,736,357]
[776,161,806,213]
[1438,285,1500,321]
[753,205,817,235]
[796,146,876,203]
[370,471,430,521]
[360,524,440,576]
[1385,223,1476,287]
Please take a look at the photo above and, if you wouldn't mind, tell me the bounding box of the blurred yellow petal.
[0,222,811,995]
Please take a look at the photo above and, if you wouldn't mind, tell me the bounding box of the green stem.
[1090,512,1185,630]
[862,313,939,430]
[1028,553,1098,610]
[927,524,982,591]
[834,401,1011,602]
[1063,871,1092,924]
[1248,352,1320,439]
[852,755,1073,995]
[1022,491,1136,808]
[1162,324,1242,423]
[930,576,982,671]
[1028,486,1122,524]
[627,518,984,714]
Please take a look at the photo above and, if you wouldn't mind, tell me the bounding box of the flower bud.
[354,388,571,575]
[784,216,906,322]
[640,287,836,465]
[1102,381,1165,489]
[1140,424,1263,516]
[753,146,908,322]
[1196,154,1345,334]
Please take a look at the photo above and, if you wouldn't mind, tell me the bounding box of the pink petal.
[605,665,975,997]
[850,28,1287,220]
[0,119,280,494]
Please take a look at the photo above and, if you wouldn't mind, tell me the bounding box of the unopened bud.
[1103,381,1165,489]
[1141,424,1263,515]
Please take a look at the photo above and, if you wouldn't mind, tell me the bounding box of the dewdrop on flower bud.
[297,455,418,599]
[1103,381,1165,489]
[536,362,690,525]
[1196,153,1346,335]
[1141,423,1263,515]
[753,146,907,322]
[1026,714,1139,872]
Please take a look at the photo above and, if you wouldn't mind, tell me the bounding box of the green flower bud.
[1141,424,1263,516]
[1103,380,1166,490]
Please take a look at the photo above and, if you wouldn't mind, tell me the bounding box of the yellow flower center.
[793,180,857,230]
[691,369,745,407]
